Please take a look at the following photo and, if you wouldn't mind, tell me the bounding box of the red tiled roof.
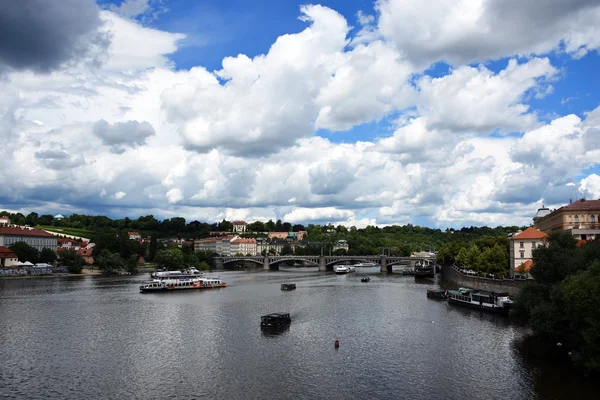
[0,246,18,259]
[576,240,587,248]
[128,231,140,235]
[511,227,547,240]
[562,199,600,212]
[0,227,56,238]
[233,238,256,243]
[232,221,247,225]
[515,260,533,272]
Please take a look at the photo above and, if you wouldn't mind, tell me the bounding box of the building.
[232,221,248,234]
[268,231,307,241]
[0,227,58,253]
[509,227,547,275]
[0,216,11,226]
[54,214,65,220]
[128,231,141,240]
[194,236,240,256]
[533,199,600,240]
[231,238,257,256]
[0,246,19,267]
[333,240,349,252]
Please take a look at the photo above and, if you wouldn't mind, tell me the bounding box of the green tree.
[281,244,293,255]
[149,235,158,261]
[96,249,125,273]
[39,248,57,264]
[25,212,38,226]
[126,254,138,273]
[59,249,85,274]
[8,242,39,263]
[198,261,211,270]
[154,248,184,270]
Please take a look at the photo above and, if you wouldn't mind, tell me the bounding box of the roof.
[510,227,547,240]
[562,199,600,212]
[0,227,56,238]
[515,260,533,272]
[232,221,247,225]
[0,246,18,259]
[232,238,256,243]
[533,207,551,219]
[128,231,140,235]
[576,240,587,248]
[54,214,65,219]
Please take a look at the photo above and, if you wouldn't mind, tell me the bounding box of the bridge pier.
[214,258,224,270]
[263,256,270,270]
[380,255,387,273]
[318,256,327,272]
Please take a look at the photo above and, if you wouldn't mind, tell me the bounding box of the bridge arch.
[222,258,264,267]
[267,257,319,267]
[324,258,380,267]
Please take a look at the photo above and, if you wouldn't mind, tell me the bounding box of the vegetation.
[8,242,39,263]
[59,249,85,274]
[39,248,57,264]
[96,249,125,274]
[512,232,600,374]
[154,248,185,270]
[436,236,511,276]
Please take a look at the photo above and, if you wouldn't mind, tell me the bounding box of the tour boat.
[334,265,355,274]
[139,274,226,292]
[352,262,378,268]
[260,313,291,328]
[361,276,371,282]
[281,283,296,291]
[446,287,513,314]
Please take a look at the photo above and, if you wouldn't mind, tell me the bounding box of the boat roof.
[263,313,290,317]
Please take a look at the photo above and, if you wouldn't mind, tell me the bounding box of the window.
[574,215,579,223]
[520,242,524,248]
[532,242,536,249]
[592,215,596,223]
[520,251,525,258]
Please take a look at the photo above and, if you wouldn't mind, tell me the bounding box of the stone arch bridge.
[214,255,435,272]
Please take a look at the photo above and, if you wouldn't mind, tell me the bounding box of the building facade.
[0,216,11,226]
[0,227,58,253]
[195,236,240,256]
[232,221,247,234]
[509,227,547,274]
[533,199,600,240]
[128,232,141,240]
[231,238,257,256]
[0,246,19,267]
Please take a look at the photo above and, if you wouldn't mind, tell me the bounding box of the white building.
[0,227,58,253]
[195,236,240,256]
[0,246,19,267]
[232,221,247,234]
[128,231,141,240]
[0,216,11,226]
[509,227,547,274]
[231,238,257,256]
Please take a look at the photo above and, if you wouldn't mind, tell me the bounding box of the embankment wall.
[441,265,532,297]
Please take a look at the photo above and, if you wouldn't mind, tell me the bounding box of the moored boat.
[140,275,226,292]
[426,289,448,299]
[447,287,512,313]
[281,283,296,290]
[361,276,370,282]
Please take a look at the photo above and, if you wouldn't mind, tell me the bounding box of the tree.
[126,255,138,273]
[25,212,38,226]
[149,235,158,261]
[95,249,125,273]
[154,248,184,270]
[9,242,39,263]
[281,244,293,255]
[39,248,57,264]
[59,249,85,274]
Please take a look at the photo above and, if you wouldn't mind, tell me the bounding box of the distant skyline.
[1,0,599,229]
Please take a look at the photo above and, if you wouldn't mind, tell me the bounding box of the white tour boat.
[140,274,226,293]
[334,265,356,274]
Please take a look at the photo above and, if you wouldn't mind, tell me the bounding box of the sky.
[1,0,600,229]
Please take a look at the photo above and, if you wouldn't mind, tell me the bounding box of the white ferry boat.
[140,274,226,293]
[447,287,513,314]
[334,265,355,274]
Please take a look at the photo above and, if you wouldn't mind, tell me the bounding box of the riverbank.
[441,264,532,296]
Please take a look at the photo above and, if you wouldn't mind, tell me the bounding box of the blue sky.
[1,0,600,228]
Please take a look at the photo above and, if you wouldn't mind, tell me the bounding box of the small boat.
[361,276,370,283]
[353,262,378,268]
[260,313,291,328]
[334,265,355,274]
[281,283,296,291]
[426,289,448,299]
[140,275,226,292]
[447,287,513,314]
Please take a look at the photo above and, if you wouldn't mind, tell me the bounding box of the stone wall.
[441,265,532,297]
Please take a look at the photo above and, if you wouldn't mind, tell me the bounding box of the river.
[0,269,598,400]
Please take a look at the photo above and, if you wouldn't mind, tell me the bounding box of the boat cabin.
[281,283,296,290]
[261,313,291,327]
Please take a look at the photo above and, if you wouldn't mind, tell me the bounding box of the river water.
[1,269,598,400]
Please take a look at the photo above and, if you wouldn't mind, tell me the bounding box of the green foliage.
[515,239,600,374]
[126,254,138,273]
[198,261,211,270]
[39,248,57,264]
[59,249,85,274]
[9,242,39,263]
[281,244,293,255]
[154,248,184,270]
[96,249,125,273]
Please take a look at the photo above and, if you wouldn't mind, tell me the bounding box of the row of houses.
[194,236,349,256]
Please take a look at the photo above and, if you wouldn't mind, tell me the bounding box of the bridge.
[214,255,436,272]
